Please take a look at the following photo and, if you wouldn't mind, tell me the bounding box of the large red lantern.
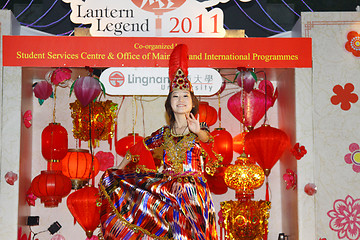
[67,186,101,238]
[210,128,233,166]
[31,170,72,207]
[244,125,290,176]
[62,149,100,189]
[198,102,217,127]
[41,123,68,161]
[115,133,144,157]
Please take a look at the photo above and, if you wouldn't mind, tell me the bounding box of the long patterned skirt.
[99,169,218,240]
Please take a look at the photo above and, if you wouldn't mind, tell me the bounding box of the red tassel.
[265,179,269,201]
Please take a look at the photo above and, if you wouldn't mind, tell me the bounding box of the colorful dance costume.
[99,125,220,240]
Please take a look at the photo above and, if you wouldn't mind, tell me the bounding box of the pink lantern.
[235,70,257,93]
[33,81,53,100]
[227,80,278,130]
[73,76,102,107]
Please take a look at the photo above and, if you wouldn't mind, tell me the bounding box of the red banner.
[2,36,312,68]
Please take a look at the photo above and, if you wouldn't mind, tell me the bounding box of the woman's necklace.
[171,126,188,137]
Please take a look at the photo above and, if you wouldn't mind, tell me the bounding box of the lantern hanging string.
[255,70,268,125]
[218,92,221,128]
[53,86,57,123]
[88,102,95,185]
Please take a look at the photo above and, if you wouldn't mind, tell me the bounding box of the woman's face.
[170,89,193,114]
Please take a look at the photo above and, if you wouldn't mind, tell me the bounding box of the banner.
[99,67,222,95]
[2,36,312,68]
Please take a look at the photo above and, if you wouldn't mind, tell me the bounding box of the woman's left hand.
[186,113,200,134]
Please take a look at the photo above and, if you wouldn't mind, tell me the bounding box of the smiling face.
[170,89,193,114]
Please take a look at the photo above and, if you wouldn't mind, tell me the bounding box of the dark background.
[2,0,360,37]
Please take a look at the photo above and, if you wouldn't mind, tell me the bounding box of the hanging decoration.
[220,200,271,240]
[235,68,257,93]
[244,125,290,177]
[283,168,297,190]
[47,67,72,87]
[31,170,72,208]
[304,183,317,196]
[198,101,217,127]
[290,142,307,160]
[70,100,118,147]
[227,79,278,131]
[33,80,53,105]
[23,110,32,128]
[26,187,37,206]
[95,151,115,171]
[115,133,144,157]
[67,186,101,238]
[5,171,18,185]
[61,149,100,189]
[71,75,105,108]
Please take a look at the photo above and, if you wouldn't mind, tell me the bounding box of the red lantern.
[62,149,100,189]
[67,186,100,238]
[31,170,72,207]
[244,125,290,176]
[73,76,102,107]
[115,133,144,157]
[205,166,228,195]
[41,123,68,161]
[211,128,233,166]
[233,131,248,154]
[198,102,217,127]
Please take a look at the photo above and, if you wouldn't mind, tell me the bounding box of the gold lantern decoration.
[221,152,270,240]
[70,100,118,147]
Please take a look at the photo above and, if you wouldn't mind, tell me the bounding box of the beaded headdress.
[169,44,193,93]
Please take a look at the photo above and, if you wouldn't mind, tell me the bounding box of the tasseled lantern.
[244,125,290,177]
[31,170,72,208]
[67,186,101,238]
[61,149,100,189]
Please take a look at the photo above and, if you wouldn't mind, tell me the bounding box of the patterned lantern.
[224,153,265,200]
[67,186,101,238]
[220,200,271,240]
[70,100,118,147]
[233,131,248,154]
[210,128,233,166]
[227,80,277,131]
[115,133,144,157]
[31,170,72,207]
[198,102,217,127]
[61,149,100,189]
[244,125,290,177]
[42,123,68,170]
